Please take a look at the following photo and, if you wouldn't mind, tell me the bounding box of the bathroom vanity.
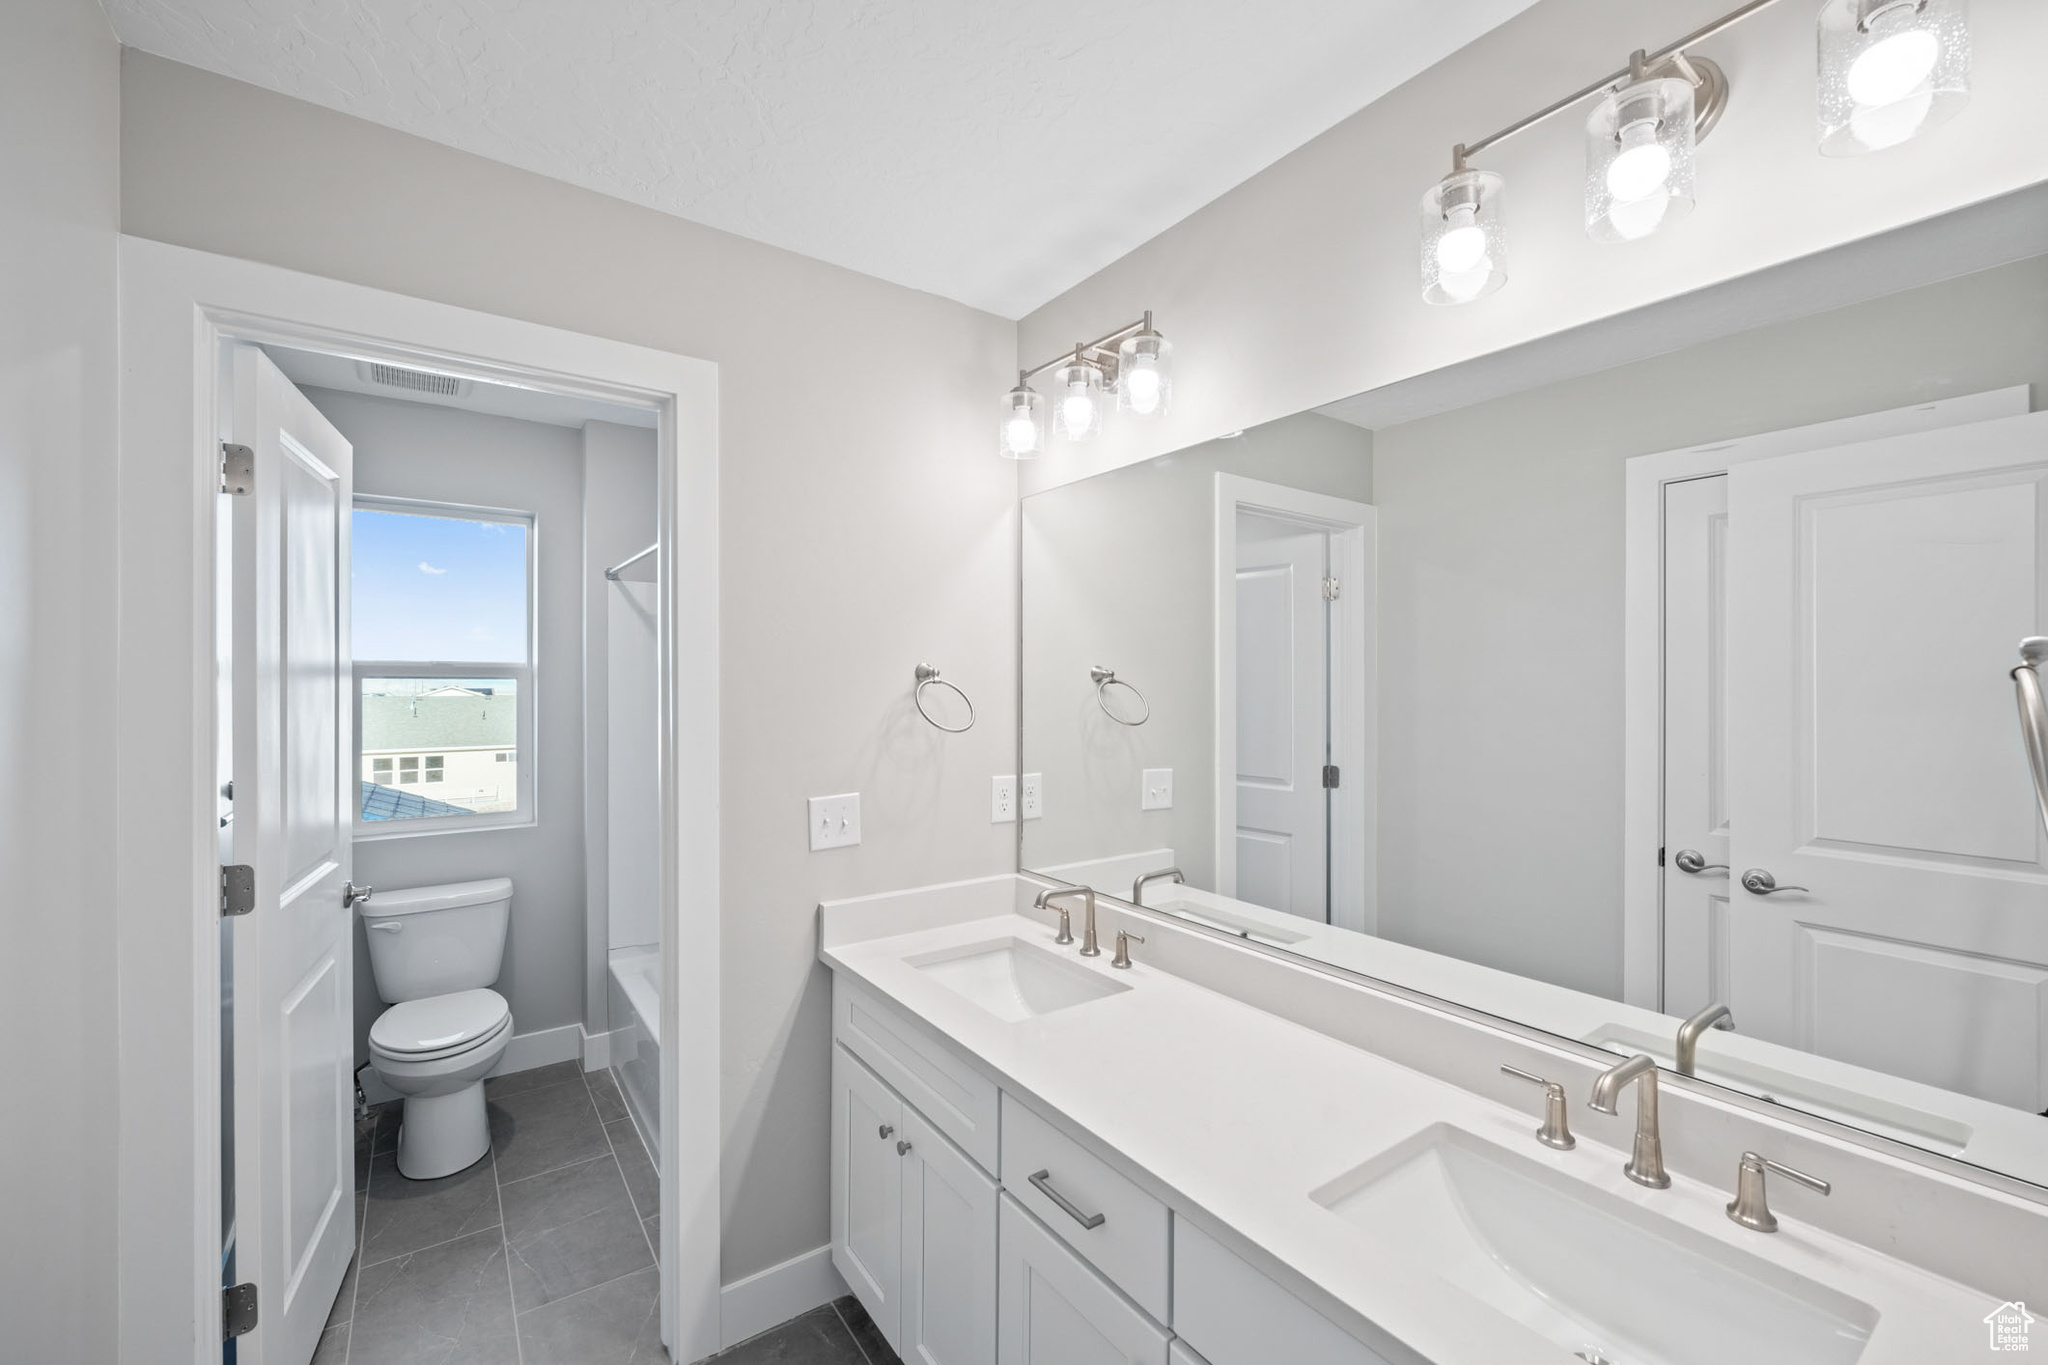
[821,875,2040,1365]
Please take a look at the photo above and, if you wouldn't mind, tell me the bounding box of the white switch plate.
[991,775,1017,823]
[808,793,862,851]
[1021,773,1043,820]
[1142,768,1173,811]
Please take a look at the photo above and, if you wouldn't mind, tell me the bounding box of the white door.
[833,1045,904,1347]
[900,1108,997,1365]
[1234,514,1330,921]
[228,345,357,1364]
[997,1195,1169,1365]
[1726,411,2048,1111]
[1661,474,1732,1018]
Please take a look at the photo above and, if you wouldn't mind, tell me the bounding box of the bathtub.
[607,945,661,1156]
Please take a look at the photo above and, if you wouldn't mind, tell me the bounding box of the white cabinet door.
[833,1046,904,1347]
[999,1194,1169,1365]
[900,1107,998,1365]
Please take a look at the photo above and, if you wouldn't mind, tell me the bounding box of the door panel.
[1662,474,1731,1017]
[1726,410,2048,1110]
[900,1107,997,1365]
[834,1045,904,1346]
[997,1195,1168,1365]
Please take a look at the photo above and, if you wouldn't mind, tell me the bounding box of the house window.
[354,499,535,833]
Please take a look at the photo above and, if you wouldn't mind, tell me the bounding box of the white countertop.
[823,906,2008,1365]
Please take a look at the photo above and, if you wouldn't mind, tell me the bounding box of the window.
[354,500,535,833]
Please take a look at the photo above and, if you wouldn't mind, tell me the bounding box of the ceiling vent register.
[359,361,471,398]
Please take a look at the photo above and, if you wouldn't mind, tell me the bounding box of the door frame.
[1213,474,1377,934]
[1618,387,2029,1010]
[116,237,723,1364]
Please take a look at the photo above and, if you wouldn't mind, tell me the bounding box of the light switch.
[808,793,862,851]
[1021,773,1043,821]
[1142,768,1173,811]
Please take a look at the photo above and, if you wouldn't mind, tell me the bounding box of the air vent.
[357,360,470,398]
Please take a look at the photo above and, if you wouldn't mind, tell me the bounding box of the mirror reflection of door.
[1234,512,1332,922]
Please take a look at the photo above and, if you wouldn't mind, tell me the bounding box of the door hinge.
[1322,577,1341,602]
[1323,765,1340,789]
[222,1282,258,1340]
[221,864,256,918]
[220,442,254,496]
[1658,846,1666,868]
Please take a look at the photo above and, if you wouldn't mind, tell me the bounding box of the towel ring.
[914,664,975,733]
[1091,666,1150,726]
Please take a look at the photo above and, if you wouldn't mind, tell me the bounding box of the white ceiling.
[105,0,1539,318]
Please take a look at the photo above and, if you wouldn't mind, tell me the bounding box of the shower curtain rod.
[603,542,658,581]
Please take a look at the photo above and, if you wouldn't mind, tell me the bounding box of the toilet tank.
[360,877,513,1003]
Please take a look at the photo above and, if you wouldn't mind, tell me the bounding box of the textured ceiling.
[105,0,1539,317]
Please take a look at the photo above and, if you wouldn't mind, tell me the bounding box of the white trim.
[1212,475,1377,934]
[114,237,722,1365]
[582,1027,615,1071]
[719,1244,852,1349]
[1619,386,2032,1009]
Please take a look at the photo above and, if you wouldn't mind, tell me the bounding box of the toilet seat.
[370,988,511,1063]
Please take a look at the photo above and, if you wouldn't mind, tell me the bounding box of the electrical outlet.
[1142,768,1173,810]
[808,793,862,851]
[991,775,1017,823]
[1021,773,1043,820]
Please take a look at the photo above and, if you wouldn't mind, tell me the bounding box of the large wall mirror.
[1021,189,2048,1190]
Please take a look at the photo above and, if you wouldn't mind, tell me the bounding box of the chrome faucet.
[1132,866,1184,906]
[1588,1054,1670,1188]
[1035,886,1101,956]
[1674,1002,1734,1076]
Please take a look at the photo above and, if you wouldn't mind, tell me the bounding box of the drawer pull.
[1029,1169,1106,1230]
[878,1124,894,1140]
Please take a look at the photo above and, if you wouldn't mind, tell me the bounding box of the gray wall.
[1021,412,1372,887]
[1372,255,2048,998]
[121,51,1021,1282]
[302,388,595,1070]
[0,1,119,1357]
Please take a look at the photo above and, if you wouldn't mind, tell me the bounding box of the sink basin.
[1583,1023,1971,1155]
[1312,1124,1876,1365]
[909,938,1129,1022]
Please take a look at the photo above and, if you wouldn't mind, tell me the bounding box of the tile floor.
[316,1062,899,1365]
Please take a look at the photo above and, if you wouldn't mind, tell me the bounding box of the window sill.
[353,814,536,842]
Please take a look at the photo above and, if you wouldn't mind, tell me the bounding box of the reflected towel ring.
[1091,666,1150,726]
[914,664,975,733]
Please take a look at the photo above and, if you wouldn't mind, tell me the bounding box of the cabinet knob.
[878,1124,894,1140]
[896,1140,913,1157]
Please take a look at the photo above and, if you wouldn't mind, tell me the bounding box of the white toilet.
[360,877,516,1180]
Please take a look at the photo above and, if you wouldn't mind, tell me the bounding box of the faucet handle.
[1052,905,1074,945]
[1500,1065,1576,1150]
[1726,1151,1830,1233]
[1111,930,1145,969]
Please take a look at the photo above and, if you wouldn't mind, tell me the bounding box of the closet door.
[998,1195,1169,1365]
[899,1107,997,1365]
[833,1046,904,1346]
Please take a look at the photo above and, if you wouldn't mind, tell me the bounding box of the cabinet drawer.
[999,1194,1170,1365]
[1172,1220,1399,1365]
[1000,1094,1169,1321]
[837,980,1000,1172]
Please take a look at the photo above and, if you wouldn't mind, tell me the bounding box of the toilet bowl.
[360,877,516,1180]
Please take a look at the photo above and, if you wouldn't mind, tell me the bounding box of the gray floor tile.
[608,1117,659,1220]
[324,1253,357,1330]
[361,1150,501,1267]
[486,1060,582,1097]
[349,1228,518,1365]
[709,1304,867,1364]
[368,1101,402,1155]
[641,1213,659,1258]
[501,1153,653,1311]
[489,1077,609,1183]
[311,1320,349,1365]
[589,1067,630,1123]
[517,1265,665,1364]
[833,1294,902,1365]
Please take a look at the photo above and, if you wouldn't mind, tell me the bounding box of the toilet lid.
[371,989,511,1057]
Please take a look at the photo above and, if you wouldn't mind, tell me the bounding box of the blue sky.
[352,508,528,662]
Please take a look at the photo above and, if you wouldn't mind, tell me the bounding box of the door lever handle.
[1740,869,1808,896]
[343,881,374,908]
[1673,849,1727,875]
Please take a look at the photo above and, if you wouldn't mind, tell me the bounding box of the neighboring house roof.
[362,693,516,753]
[359,781,472,822]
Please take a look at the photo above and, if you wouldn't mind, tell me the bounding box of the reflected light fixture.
[995,312,1171,458]
[1818,0,1970,154]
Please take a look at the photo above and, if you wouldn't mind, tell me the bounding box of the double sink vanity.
[821,874,2039,1365]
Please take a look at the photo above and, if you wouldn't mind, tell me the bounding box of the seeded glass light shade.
[1420,167,1507,306]
[1818,0,1970,155]
[1052,359,1105,443]
[1585,75,1698,243]
[1116,330,1173,418]
[998,384,1046,460]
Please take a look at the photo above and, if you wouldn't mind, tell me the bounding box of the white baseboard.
[719,1244,849,1349]
[583,1027,617,1071]
[360,1021,592,1106]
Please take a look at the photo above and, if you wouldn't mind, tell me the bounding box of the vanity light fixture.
[1584,51,1721,243]
[1420,148,1508,304]
[1817,0,1971,155]
[997,312,1171,457]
